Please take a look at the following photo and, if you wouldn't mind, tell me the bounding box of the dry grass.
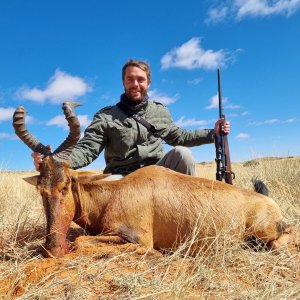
[0,157,299,299]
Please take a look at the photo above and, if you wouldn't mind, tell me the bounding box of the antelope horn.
[52,101,81,161]
[13,106,51,156]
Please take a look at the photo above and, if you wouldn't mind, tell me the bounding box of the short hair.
[122,59,151,81]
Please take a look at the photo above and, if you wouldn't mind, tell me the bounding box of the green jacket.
[70,100,215,174]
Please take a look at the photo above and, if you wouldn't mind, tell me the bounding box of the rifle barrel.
[217,68,223,119]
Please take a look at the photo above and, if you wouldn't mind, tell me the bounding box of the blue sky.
[1,0,300,170]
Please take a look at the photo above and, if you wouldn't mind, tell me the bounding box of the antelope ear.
[23,175,39,186]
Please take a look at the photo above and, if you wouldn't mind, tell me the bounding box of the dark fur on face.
[38,157,66,191]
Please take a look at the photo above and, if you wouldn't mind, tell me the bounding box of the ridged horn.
[13,106,51,156]
[52,101,81,161]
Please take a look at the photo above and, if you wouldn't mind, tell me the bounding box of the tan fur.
[25,160,292,257]
[75,173,112,184]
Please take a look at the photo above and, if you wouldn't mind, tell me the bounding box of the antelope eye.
[61,185,69,195]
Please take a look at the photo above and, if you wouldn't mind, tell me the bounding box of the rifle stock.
[223,136,233,184]
[215,69,234,184]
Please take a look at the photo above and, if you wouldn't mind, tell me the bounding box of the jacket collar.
[120,93,149,112]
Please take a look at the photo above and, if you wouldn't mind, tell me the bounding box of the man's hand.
[31,145,52,171]
[214,118,230,136]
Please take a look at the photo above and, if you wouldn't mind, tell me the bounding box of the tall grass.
[0,158,299,299]
[237,157,300,224]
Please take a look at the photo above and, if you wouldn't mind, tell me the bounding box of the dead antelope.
[13,102,292,258]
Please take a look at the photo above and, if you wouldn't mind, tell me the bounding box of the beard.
[125,86,148,102]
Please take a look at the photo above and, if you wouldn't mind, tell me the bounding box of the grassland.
[0,157,299,299]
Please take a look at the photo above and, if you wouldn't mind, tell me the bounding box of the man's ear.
[23,175,39,186]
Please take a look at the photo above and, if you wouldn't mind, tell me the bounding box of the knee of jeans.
[173,146,194,162]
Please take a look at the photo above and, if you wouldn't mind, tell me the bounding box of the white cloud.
[235,0,300,19]
[17,69,91,104]
[187,77,203,85]
[78,115,92,129]
[0,132,17,140]
[225,104,241,109]
[24,115,34,124]
[160,37,227,71]
[284,118,298,123]
[206,94,228,110]
[0,107,15,122]
[206,94,221,110]
[227,113,239,118]
[46,114,91,130]
[148,89,178,105]
[241,111,250,116]
[248,118,281,126]
[206,0,300,22]
[46,115,66,128]
[206,93,241,111]
[206,6,229,23]
[175,116,208,128]
[264,118,281,124]
[236,132,249,140]
[249,118,298,125]
[0,107,34,125]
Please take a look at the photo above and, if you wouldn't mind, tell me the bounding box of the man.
[32,59,230,176]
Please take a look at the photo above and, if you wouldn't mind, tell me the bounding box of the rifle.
[215,68,235,184]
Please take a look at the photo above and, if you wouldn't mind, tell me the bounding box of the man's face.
[123,66,151,102]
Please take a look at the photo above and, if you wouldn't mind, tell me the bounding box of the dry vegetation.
[0,157,299,299]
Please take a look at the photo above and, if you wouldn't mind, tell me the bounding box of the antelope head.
[13,101,81,257]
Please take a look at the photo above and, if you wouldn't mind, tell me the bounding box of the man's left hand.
[214,118,230,136]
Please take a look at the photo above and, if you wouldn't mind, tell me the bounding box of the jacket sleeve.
[156,105,215,147]
[69,112,106,169]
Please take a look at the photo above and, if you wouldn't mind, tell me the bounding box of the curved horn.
[52,101,81,161]
[13,106,51,156]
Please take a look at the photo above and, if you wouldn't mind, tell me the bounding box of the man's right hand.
[31,145,52,171]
